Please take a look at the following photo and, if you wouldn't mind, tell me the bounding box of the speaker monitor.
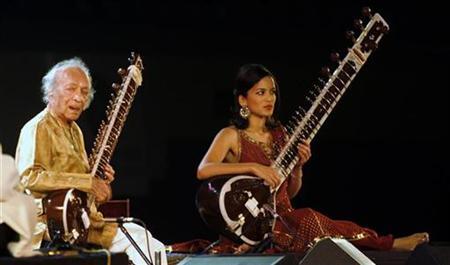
[406,243,450,265]
[299,237,375,265]
[177,254,299,265]
[0,223,18,257]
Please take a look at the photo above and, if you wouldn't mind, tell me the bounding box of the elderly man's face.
[49,67,90,124]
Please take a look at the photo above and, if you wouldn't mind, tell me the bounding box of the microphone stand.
[116,218,154,265]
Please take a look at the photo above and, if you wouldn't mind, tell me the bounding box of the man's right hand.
[90,178,111,203]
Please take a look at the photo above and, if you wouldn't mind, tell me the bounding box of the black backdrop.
[1,1,449,245]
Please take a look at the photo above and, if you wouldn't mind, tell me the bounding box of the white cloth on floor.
[109,222,167,265]
[1,151,39,257]
[1,151,18,200]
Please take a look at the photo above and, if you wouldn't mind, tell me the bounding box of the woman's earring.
[240,106,250,119]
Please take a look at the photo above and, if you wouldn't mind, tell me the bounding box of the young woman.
[197,64,429,253]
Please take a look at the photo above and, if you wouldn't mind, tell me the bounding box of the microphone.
[103,217,141,223]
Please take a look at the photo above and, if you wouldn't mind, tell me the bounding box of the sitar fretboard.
[89,53,143,179]
[272,14,389,188]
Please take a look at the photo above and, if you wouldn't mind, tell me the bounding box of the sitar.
[196,9,389,246]
[44,53,143,245]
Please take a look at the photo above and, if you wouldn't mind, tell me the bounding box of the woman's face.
[239,76,277,118]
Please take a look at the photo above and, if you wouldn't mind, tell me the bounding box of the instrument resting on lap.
[196,10,389,246]
[44,53,144,245]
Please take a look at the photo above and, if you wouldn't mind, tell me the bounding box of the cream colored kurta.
[15,108,117,249]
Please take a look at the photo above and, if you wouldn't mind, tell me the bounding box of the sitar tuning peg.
[117,68,127,77]
[112,83,120,93]
[361,7,372,19]
[309,89,318,97]
[317,77,327,86]
[353,18,364,31]
[129,52,136,63]
[313,84,322,93]
[345,30,356,44]
[320,66,331,78]
[330,52,340,63]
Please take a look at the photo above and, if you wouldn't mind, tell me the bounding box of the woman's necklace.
[242,129,274,159]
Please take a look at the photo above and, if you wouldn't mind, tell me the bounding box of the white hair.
[41,57,95,109]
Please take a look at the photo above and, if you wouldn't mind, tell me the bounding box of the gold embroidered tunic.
[15,108,117,248]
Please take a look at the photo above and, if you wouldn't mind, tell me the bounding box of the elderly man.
[15,58,167,265]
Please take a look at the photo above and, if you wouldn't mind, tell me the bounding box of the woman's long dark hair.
[230,64,281,129]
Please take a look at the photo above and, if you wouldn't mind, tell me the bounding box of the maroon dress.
[171,128,394,254]
[236,128,394,252]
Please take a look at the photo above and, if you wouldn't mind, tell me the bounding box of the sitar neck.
[272,13,389,189]
[89,53,144,179]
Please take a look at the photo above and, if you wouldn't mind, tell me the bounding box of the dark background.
[1,1,449,245]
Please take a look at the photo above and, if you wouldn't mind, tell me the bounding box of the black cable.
[132,218,156,265]
[200,239,220,254]
[118,223,154,264]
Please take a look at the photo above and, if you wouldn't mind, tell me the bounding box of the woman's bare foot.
[234,243,252,254]
[392,232,430,251]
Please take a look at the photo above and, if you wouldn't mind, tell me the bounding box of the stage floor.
[1,243,448,265]
[168,243,450,265]
[167,251,412,265]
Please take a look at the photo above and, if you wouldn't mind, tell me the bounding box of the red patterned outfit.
[172,127,394,254]
[234,128,393,252]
